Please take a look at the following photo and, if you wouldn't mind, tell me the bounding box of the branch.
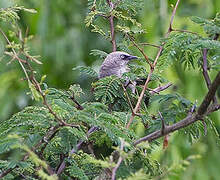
[56,126,99,175]
[149,83,172,95]
[134,71,220,146]
[127,35,153,67]
[137,42,161,49]
[111,139,125,180]
[167,0,181,34]
[122,84,135,115]
[1,27,79,127]
[38,126,60,158]
[107,0,117,51]
[69,92,84,110]
[172,28,198,35]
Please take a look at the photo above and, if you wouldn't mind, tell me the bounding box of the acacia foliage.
[0,1,220,180]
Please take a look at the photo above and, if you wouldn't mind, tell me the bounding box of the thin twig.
[111,139,125,180]
[137,42,161,49]
[107,0,117,51]
[69,92,84,110]
[172,29,198,35]
[149,83,172,95]
[167,0,181,34]
[127,35,153,68]
[1,27,78,127]
[122,84,135,114]
[0,27,80,178]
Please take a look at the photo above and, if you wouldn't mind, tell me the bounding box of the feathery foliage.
[0,1,219,180]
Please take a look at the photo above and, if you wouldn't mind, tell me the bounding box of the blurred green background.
[0,0,219,179]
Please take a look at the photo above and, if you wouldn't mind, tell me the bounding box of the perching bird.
[99,51,138,93]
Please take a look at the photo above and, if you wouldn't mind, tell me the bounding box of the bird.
[99,51,138,93]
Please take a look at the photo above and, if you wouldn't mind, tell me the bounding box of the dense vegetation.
[0,0,219,179]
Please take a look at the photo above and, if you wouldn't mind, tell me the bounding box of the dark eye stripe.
[120,54,128,59]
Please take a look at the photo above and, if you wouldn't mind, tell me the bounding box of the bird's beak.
[127,55,138,60]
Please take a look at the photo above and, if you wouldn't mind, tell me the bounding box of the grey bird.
[99,51,138,93]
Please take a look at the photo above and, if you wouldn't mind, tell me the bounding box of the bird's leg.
[128,81,136,94]
[124,79,136,94]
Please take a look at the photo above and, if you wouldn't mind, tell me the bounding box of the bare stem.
[172,28,198,35]
[149,83,172,95]
[122,84,135,114]
[167,0,181,34]
[128,35,153,67]
[111,139,125,180]
[137,42,161,49]
[107,0,117,51]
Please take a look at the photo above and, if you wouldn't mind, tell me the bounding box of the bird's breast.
[118,65,129,77]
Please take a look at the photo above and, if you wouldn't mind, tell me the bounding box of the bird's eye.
[120,54,126,59]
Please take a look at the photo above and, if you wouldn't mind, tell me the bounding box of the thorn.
[158,111,166,134]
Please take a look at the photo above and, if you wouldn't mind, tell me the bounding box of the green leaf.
[90,49,108,59]
[73,66,98,78]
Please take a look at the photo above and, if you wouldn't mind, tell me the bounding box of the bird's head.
[106,51,138,66]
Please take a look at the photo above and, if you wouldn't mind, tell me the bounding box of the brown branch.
[69,92,84,110]
[172,29,198,35]
[107,0,117,51]
[134,71,220,146]
[38,127,60,158]
[122,84,135,115]
[1,27,79,128]
[111,139,125,180]
[128,35,153,67]
[32,76,78,127]
[0,169,13,179]
[167,0,181,34]
[109,15,116,51]
[202,49,211,88]
[149,83,172,95]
